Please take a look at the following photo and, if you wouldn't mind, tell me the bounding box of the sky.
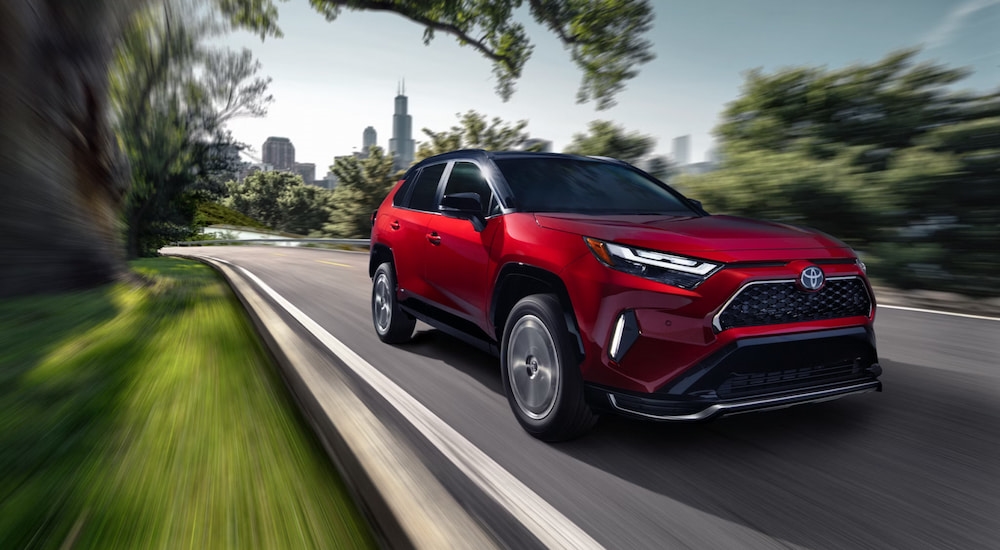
[215,0,1000,173]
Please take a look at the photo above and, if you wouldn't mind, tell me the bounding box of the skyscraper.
[362,126,377,157]
[672,135,690,166]
[293,162,315,185]
[263,137,295,171]
[388,81,414,171]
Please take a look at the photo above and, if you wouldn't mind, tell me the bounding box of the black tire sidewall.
[501,294,594,441]
[372,262,414,343]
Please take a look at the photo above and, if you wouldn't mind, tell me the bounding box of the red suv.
[369,150,881,441]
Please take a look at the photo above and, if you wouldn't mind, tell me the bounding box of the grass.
[0,257,375,549]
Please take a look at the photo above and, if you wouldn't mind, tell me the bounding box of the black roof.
[412,149,631,167]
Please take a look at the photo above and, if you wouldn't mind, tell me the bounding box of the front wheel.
[372,262,415,344]
[501,294,597,441]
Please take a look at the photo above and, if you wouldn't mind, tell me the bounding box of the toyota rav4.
[369,150,881,441]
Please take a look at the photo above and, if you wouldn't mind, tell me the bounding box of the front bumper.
[595,379,881,421]
[586,326,882,421]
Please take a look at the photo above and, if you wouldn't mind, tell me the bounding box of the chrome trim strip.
[607,380,881,421]
[711,275,871,332]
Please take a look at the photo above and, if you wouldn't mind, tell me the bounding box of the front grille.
[716,278,871,331]
[717,360,867,399]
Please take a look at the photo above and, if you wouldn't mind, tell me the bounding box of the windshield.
[494,157,698,215]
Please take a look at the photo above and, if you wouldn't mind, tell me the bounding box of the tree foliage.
[296,0,655,108]
[112,2,273,257]
[324,146,397,238]
[678,49,1000,295]
[563,120,656,164]
[416,110,532,160]
[225,171,332,234]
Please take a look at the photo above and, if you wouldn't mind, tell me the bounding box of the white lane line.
[879,304,1000,322]
[212,258,603,550]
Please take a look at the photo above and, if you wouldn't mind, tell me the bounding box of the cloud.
[922,0,1000,49]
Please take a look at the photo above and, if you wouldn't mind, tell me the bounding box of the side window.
[407,163,446,211]
[442,162,496,214]
[391,168,418,207]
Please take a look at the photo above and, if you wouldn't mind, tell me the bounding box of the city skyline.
[217,1,998,171]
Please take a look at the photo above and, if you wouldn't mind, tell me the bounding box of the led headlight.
[584,237,721,289]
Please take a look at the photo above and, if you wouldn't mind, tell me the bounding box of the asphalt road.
[165,246,1000,549]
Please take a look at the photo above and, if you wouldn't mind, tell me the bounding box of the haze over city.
[217,0,1000,171]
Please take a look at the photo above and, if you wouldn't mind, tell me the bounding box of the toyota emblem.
[799,266,825,291]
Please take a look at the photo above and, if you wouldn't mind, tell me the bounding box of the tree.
[0,0,655,296]
[644,155,675,180]
[564,120,656,164]
[279,184,334,235]
[680,49,1000,296]
[299,0,655,108]
[225,171,331,234]
[713,48,971,156]
[325,146,397,238]
[113,4,273,257]
[416,110,533,161]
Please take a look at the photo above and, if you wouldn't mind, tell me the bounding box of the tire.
[501,294,597,441]
[372,262,415,344]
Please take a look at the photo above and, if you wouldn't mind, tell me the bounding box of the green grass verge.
[0,257,375,550]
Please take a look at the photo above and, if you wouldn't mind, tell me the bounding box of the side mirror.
[439,192,487,231]
[688,198,705,211]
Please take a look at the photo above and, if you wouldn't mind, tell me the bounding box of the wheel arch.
[369,243,393,278]
[490,263,585,359]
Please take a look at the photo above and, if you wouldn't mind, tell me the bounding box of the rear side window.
[406,163,446,211]
[391,170,417,206]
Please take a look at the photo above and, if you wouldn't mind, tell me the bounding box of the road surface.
[164,246,1000,549]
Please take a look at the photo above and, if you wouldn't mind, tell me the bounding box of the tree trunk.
[0,0,141,297]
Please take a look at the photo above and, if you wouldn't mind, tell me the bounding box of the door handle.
[390,220,400,230]
[426,232,441,245]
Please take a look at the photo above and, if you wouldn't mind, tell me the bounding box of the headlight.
[584,237,721,289]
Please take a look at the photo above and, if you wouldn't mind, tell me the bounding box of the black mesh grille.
[717,360,866,399]
[716,278,871,331]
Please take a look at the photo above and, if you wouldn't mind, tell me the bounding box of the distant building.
[362,126,377,157]
[263,137,295,171]
[237,162,274,182]
[706,144,721,165]
[310,169,338,190]
[388,81,415,171]
[521,138,553,152]
[293,162,316,185]
[672,135,691,166]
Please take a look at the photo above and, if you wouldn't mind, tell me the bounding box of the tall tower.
[672,135,691,166]
[362,126,377,157]
[262,137,295,171]
[388,80,414,170]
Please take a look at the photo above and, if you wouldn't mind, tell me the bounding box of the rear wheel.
[372,262,415,344]
[501,294,597,441]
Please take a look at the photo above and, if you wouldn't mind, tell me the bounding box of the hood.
[533,213,853,262]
